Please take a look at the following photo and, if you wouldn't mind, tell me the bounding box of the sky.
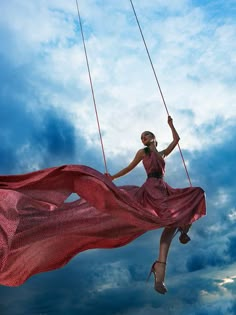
[0,0,236,314]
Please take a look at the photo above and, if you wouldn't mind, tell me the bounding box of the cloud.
[0,47,105,174]
[2,0,235,160]
[0,54,78,173]
[226,235,236,262]
[186,249,226,272]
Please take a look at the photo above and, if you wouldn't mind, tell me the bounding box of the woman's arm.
[161,116,180,157]
[109,149,145,180]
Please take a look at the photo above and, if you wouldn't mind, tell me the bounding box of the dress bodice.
[142,150,165,176]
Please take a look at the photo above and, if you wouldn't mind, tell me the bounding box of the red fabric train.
[0,153,206,286]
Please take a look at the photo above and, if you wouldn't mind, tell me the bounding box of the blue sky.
[0,0,236,314]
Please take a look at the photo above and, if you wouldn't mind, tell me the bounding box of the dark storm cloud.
[0,54,37,173]
[191,308,229,315]
[229,301,236,315]
[1,252,235,315]
[0,52,104,175]
[189,120,236,191]
[179,124,236,273]
[186,249,226,272]
[0,255,149,315]
[28,109,77,166]
[226,235,236,262]
[0,91,78,174]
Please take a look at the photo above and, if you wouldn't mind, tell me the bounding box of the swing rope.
[75,0,192,186]
[75,0,108,174]
[129,0,192,187]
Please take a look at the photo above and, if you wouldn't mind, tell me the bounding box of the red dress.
[0,151,206,286]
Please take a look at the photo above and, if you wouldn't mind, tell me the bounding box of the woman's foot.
[147,261,167,294]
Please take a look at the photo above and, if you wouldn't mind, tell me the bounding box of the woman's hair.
[148,131,156,139]
[142,131,155,138]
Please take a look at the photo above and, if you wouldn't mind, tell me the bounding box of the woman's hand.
[167,115,174,127]
[162,115,180,157]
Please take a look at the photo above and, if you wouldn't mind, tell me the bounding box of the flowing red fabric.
[0,151,206,286]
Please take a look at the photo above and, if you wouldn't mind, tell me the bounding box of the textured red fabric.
[0,152,206,286]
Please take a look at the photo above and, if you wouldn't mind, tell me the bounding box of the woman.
[0,117,205,288]
[106,116,205,294]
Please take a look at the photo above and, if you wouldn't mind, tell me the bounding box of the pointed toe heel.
[147,261,167,294]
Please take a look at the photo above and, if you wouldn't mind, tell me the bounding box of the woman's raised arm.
[162,116,180,157]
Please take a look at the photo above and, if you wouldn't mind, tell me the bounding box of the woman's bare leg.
[153,227,177,285]
[157,227,177,263]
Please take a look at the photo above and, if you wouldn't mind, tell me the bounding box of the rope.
[75,0,108,174]
[129,0,192,187]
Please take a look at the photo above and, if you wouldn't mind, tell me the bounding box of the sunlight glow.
[218,275,236,287]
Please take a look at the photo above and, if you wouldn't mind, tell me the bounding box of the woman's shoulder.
[135,148,148,158]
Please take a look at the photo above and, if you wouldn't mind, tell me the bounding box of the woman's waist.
[147,171,164,179]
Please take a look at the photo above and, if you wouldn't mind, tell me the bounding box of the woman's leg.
[149,227,178,294]
[152,227,177,291]
[157,227,177,263]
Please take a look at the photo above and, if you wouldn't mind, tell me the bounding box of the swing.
[0,1,206,287]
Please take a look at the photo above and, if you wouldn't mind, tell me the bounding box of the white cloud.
[1,0,236,161]
[92,261,132,292]
[213,188,231,207]
[228,208,236,222]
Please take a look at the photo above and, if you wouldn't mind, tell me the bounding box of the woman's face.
[141,131,155,146]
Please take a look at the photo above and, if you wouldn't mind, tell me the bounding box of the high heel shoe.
[178,225,191,244]
[179,229,191,244]
[147,261,167,294]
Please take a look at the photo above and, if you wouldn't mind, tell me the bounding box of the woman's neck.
[148,144,158,152]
